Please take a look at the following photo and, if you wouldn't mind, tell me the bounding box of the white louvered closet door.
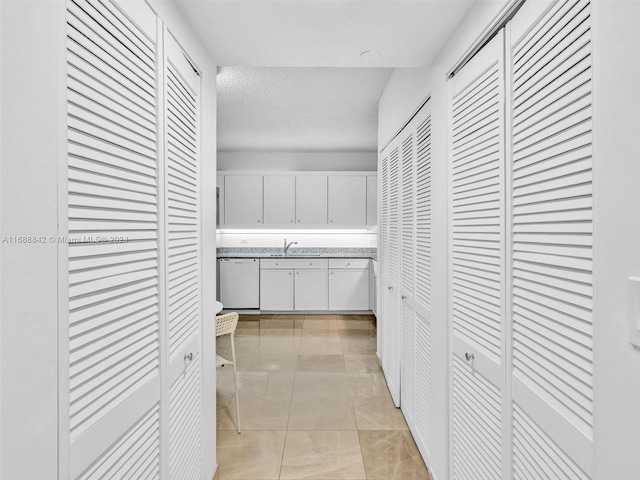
[378,153,389,363]
[383,144,402,407]
[448,30,506,480]
[508,1,594,478]
[65,0,161,478]
[412,104,433,463]
[164,33,202,480]
[400,130,416,424]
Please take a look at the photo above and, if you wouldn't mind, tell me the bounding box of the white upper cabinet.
[224,175,263,225]
[264,175,295,225]
[367,174,377,226]
[220,172,376,228]
[328,175,366,225]
[295,175,328,225]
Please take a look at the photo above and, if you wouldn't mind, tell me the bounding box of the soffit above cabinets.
[217,67,392,151]
[173,0,477,68]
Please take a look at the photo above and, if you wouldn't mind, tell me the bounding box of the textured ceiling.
[217,67,393,151]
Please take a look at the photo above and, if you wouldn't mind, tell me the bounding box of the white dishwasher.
[219,258,260,309]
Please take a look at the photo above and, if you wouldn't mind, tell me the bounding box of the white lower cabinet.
[328,259,370,311]
[260,269,294,311]
[259,258,372,312]
[295,269,328,310]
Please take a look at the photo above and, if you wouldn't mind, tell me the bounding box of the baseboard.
[211,465,219,480]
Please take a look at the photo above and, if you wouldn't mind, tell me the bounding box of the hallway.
[215,314,431,480]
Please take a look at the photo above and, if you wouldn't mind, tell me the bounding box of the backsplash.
[217,232,377,248]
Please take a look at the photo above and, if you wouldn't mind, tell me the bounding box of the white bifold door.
[63,1,203,478]
[448,0,594,478]
[378,101,433,460]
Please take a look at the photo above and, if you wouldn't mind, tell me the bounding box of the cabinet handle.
[258,220,261,223]
[388,286,393,291]
[290,220,293,223]
[296,272,299,275]
[288,272,291,275]
[465,352,475,362]
[184,352,193,362]
[402,295,407,300]
[297,219,301,223]
[330,220,333,223]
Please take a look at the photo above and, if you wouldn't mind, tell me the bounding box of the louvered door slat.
[510,0,594,477]
[449,30,505,480]
[164,36,202,480]
[66,1,160,477]
[77,404,160,480]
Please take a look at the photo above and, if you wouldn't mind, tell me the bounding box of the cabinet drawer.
[328,258,370,269]
[261,258,328,269]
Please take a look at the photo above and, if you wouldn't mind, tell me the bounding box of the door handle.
[465,352,474,362]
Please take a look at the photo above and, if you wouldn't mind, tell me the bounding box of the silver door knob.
[465,352,474,361]
[402,295,407,300]
[388,286,393,291]
[184,353,193,362]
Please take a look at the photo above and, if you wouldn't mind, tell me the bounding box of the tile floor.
[216,314,432,480]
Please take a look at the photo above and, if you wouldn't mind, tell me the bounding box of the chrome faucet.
[283,238,298,255]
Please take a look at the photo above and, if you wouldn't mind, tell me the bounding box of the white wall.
[377,67,430,149]
[218,150,376,172]
[1,2,65,477]
[591,1,640,478]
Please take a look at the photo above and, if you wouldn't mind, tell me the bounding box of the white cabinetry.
[260,269,294,311]
[264,175,295,225]
[218,172,376,228]
[224,175,263,225]
[328,175,366,225]
[260,259,328,311]
[295,175,328,225]
[295,269,328,310]
[328,259,370,310]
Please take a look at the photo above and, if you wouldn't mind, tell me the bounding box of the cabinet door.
[224,175,263,225]
[328,269,370,310]
[367,175,377,226]
[328,175,366,225]
[264,175,295,225]
[296,175,327,224]
[260,270,294,311]
[294,269,328,310]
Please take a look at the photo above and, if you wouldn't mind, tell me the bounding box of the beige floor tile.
[353,373,391,398]
[297,354,346,374]
[344,355,381,374]
[303,315,338,331]
[280,431,366,480]
[256,333,301,355]
[217,372,269,398]
[247,354,299,375]
[288,396,356,430]
[339,331,377,355]
[218,395,292,431]
[217,430,286,480]
[266,375,295,397]
[298,337,343,355]
[352,396,409,431]
[359,430,431,480]
[336,316,376,330]
[292,375,357,398]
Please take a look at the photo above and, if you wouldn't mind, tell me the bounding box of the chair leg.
[230,332,241,433]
